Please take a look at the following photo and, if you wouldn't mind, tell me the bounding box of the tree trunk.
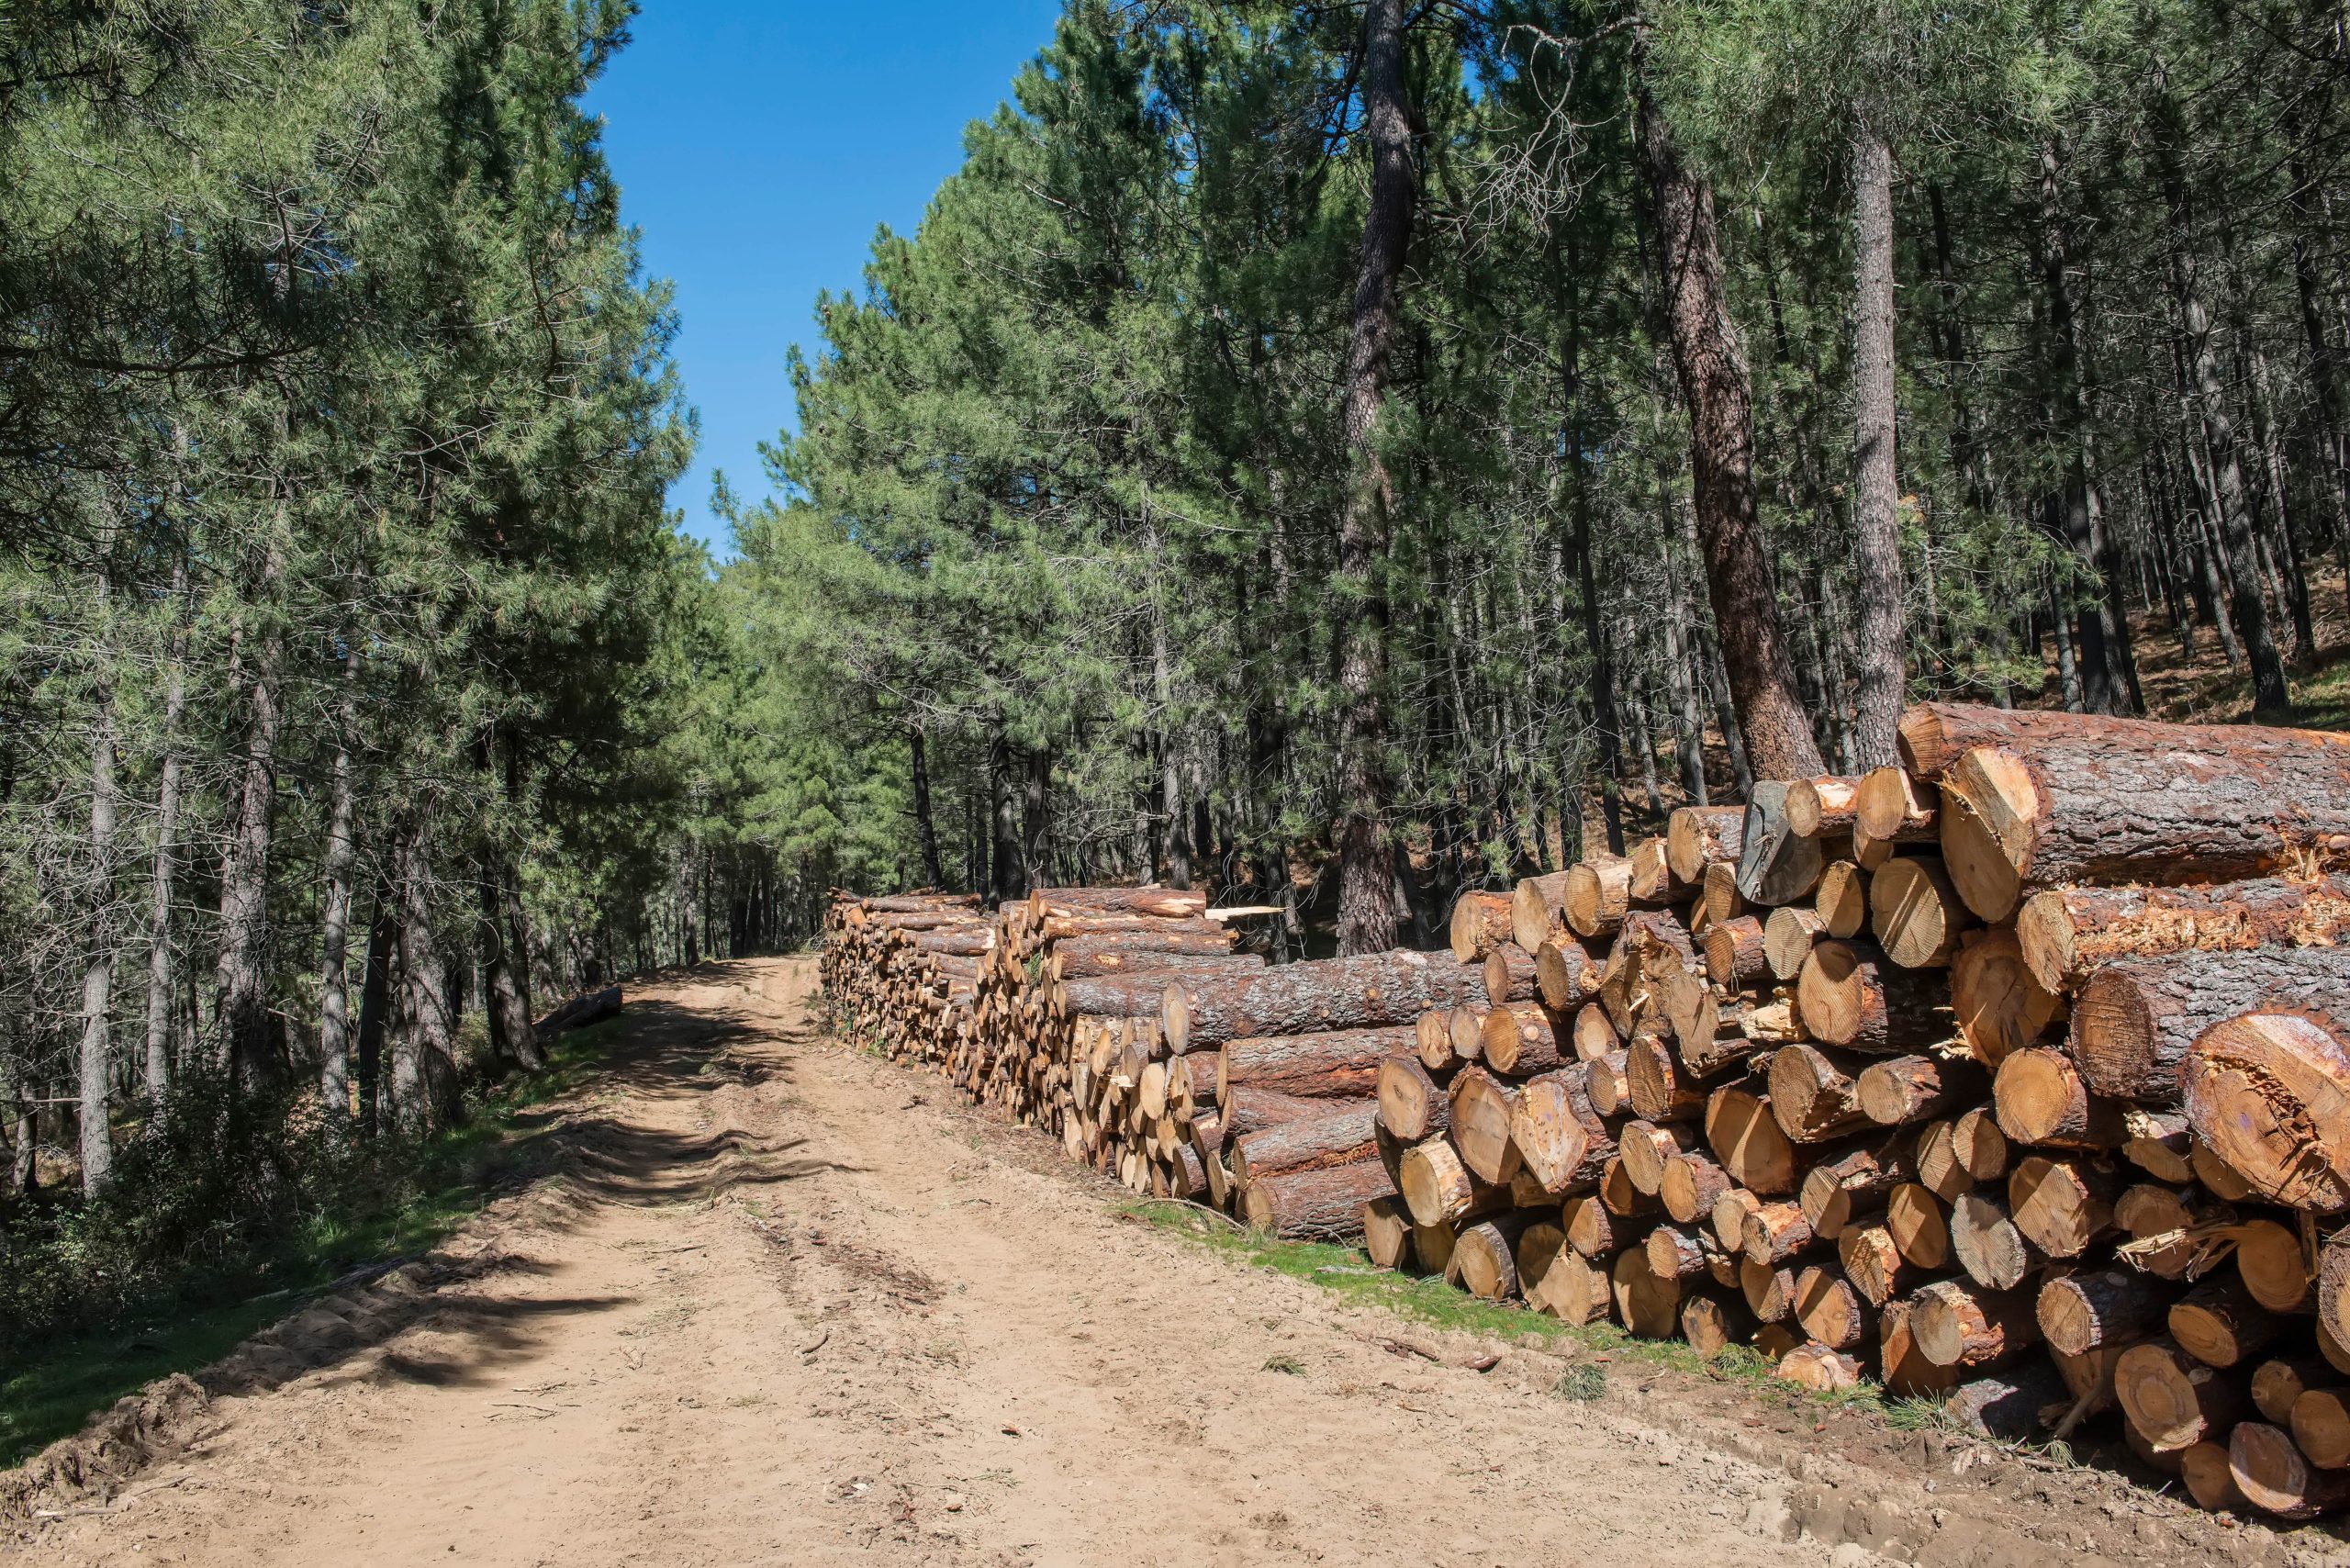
[216,613,283,1092]
[319,644,360,1136]
[1850,118,1903,767]
[1333,0,1416,956]
[1635,61,1824,780]
[353,898,394,1137]
[79,678,117,1197]
[143,554,187,1109]
[909,721,945,890]
[392,815,458,1136]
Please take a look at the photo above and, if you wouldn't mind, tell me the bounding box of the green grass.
[1116,1199,1944,1428]
[0,1019,626,1467]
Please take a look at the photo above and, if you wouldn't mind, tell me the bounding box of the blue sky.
[588,2,1067,554]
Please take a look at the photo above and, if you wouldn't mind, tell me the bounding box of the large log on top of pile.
[1919,704,2350,922]
[2015,876,2350,995]
[1158,949,1486,1053]
[1027,886,1211,921]
[1217,1025,1417,1102]
[2065,945,2350,1102]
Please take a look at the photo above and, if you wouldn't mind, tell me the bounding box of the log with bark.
[2181,1009,2350,1212]
[1158,949,1486,1053]
[2069,945,2350,1104]
[1218,1025,1418,1103]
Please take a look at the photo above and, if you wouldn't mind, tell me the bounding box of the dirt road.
[8,958,2302,1567]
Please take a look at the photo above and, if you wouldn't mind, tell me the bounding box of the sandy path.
[15,958,2272,1568]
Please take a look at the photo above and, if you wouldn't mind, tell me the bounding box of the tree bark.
[1635,63,1823,781]
[909,721,945,890]
[1332,0,1416,956]
[143,554,187,1109]
[79,675,117,1196]
[1851,118,1903,767]
[319,644,360,1136]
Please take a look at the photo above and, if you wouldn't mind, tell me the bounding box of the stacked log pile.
[819,884,1487,1207]
[821,701,2350,1519]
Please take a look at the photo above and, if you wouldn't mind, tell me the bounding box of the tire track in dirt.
[6,957,2314,1566]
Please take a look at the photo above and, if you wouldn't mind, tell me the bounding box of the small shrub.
[1554,1363,1606,1402]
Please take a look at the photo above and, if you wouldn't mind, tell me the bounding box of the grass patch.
[1117,1198,1929,1426]
[0,1017,627,1467]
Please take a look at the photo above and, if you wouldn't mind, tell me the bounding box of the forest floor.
[3,957,2340,1567]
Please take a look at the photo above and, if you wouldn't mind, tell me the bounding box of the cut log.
[1660,1151,1732,1226]
[1396,1137,1505,1227]
[2182,1010,2350,1213]
[1363,1194,1416,1271]
[1597,1155,1654,1218]
[1911,1278,2041,1369]
[1571,1001,1617,1061]
[1446,1066,1521,1184]
[1668,805,1747,884]
[2119,1338,2255,1452]
[1797,1134,1917,1239]
[1483,942,1538,1004]
[1452,1212,1532,1300]
[1415,1007,1458,1072]
[2121,1107,2194,1184]
[1868,856,1974,969]
[2169,1276,2284,1369]
[2007,1155,2116,1259]
[1741,1201,1813,1267]
[1776,1343,1862,1391]
[1705,1084,1799,1194]
[1584,1047,1631,1117]
[1767,1043,1874,1144]
[1618,1119,1700,1196]
[1536,1249,1615,1325]
[1837,1223,1908,1306]
[1681,1291,1756,1358]
[1625,1034,1707,1125]
[2181,1440,2251,1511]
[1220,1084,1334,1140]
[2293,1386,2350,1468]
[1856,1053,1986,1127]
[1948,926,2061,1068]
[1645,1223,1715,1282]
[2016,875,2350,996]
[1511,870,1575,956]
[1741,1256,1800,1322]
[1509,1067,1613,1195]
[1703,915,1770,990]
[1447,1005,1491,1065]
[1611,1246,1683,1337]
[1229,1103,1379,1186]
[1886,1182,1951,1269]
[1787,776,1863,839]
[1480,1002,1569,1077]
[1158,950,1486,1053]
[2230,1422,2350,1519]
[1880,1297,1962,1396]
[2075,946,2350,1106]
[1950,1191,2040,1290]
[2252,1358,2335,1425]
[1854,764,1938,870]
[1534,937,1604,1013]
[1816,860,1869,941]
[1565,855,1635,938]
[1562,1193,1639,1259]
[1220,1026,1418,1103]
[1993,1047,2126,1148]
[1056,948,1261,982]
[1712,1187,1763,1253]
[1448,890,1515,963]
[1516,1219,1569,1295]
[1796,939,1949,1053]
[1702,861,1747,928]
[1376,1054,1448,1141]
[2037,1268,2170,1358]
[1763,906,1828,982]
[2116,1182,2219,1282]
[1935,720,2350,924]
[2235,1218,2312,1313]
[1794,1265,1874,1350]
[1737,781,1829,905]
[1243,1158,1394,1241]
[1413,1219,1457,1280]
[1628,835,1678,904]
